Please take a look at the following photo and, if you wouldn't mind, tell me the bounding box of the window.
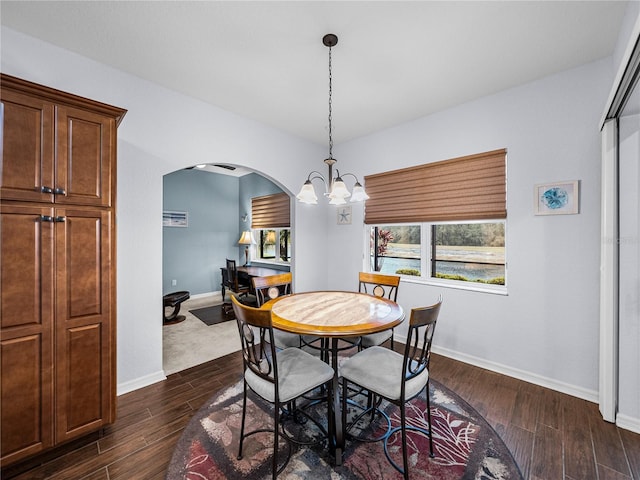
[432,222,505,284]
[370,225,422,275]
[369,221,506,287]
[251,192,291,264]
[256,228,291,263]
[365,149,507,290]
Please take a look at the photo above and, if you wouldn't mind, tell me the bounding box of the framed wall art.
[163,210,189,227]
[534,181,579,215]
[337,206,352,225]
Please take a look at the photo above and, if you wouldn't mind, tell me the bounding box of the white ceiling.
[0,1,629,146]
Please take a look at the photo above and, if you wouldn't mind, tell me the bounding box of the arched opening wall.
[0,27,330,393]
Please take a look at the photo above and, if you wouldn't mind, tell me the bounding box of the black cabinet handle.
[55,216,66,222]
[53,188,67,196]
[39,215,54,222]
[41,186,53,194]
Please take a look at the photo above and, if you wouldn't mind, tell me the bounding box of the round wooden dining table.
[264,290,405,465]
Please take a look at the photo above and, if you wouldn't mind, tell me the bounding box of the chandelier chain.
[328,43,333,159]
[296,33,369,205]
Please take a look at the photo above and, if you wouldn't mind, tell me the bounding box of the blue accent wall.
[238,173,289,271]
[163,169,240,295]
[163,170,288,296]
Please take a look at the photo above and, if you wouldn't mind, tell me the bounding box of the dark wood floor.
[3,351,639,480]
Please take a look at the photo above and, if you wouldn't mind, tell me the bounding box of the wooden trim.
[364,149,507,224]
[0,74,127,125]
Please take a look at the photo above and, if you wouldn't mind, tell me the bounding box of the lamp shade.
[350,182,370,202]
[296,181,318,204]
[328,178,350,200]
[238,231,254,245]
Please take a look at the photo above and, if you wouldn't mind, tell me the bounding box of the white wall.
[1,25,635,428]
[331,58,613,401]
[613,0,640,73]
[1,27,330,393]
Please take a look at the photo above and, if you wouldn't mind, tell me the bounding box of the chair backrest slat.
[358,271,400,301]
[252,272,293,307]
[226,258,240,290]
[231,296,278,385]
[403,295,443,381]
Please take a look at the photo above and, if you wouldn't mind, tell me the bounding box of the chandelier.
[296,34,369,206]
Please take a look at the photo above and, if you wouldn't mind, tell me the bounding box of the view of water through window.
[370,223,505,284]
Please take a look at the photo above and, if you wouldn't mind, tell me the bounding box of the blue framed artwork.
[534,181,579,215]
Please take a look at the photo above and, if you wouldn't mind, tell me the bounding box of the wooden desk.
[264,290,405,465]
[220,265,285,301]
[237,266,284,278]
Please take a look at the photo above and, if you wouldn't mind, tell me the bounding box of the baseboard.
[189,291,223,302]
[424,343,599,404]
[617,413,640,434]
[117,370,166,396]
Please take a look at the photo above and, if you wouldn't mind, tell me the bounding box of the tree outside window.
[256,228,290,264]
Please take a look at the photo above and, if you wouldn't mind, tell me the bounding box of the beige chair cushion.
[245,347,334,403]
[340,346,429,401]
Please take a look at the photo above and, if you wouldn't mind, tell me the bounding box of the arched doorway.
[161,164,293,374]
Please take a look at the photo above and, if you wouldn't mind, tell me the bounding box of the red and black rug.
[166,378,523,479]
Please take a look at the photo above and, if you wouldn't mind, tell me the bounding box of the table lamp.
[238,231,254,266]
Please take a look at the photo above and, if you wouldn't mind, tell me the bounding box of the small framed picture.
[337,206,352,225]
[534,181,579,215]
[163,210,189,227]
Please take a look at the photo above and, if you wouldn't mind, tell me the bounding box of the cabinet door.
[0,90,55,203]
[54,208,114,443]
[0,205,55,465]
[55,106,115,207]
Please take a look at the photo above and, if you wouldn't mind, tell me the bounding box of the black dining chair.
[222,258,253,314]
[225,258,252,299]
[231,295,335,479]
[340,295,443,479]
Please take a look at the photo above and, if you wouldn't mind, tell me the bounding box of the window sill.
[250,260,290,269]
[399,275,508,296]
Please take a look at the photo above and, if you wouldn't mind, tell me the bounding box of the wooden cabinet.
[0,74,125,467]
[1,86,115,206]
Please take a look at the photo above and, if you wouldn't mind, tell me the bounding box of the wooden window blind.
[251,192,291,229]
[364,149,506,224]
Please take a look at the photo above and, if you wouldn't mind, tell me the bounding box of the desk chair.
[340,295,442,479]
[231,296,334,479]
[222,258,252,315]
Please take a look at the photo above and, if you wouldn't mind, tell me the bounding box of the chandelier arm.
[337,172,363,184]
[306,171,330,192]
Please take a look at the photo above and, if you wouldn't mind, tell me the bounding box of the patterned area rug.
[166,378,523,479]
